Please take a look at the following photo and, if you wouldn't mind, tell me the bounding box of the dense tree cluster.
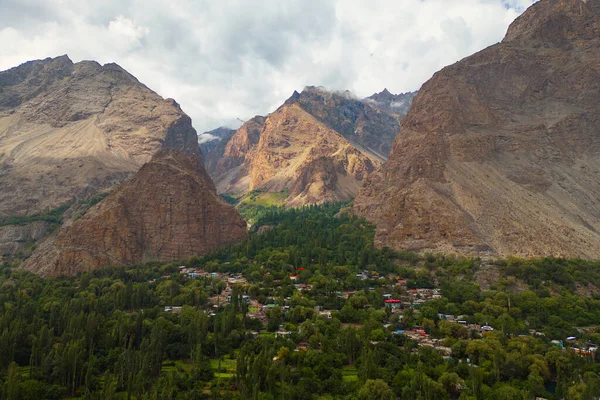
[0,204,599,399]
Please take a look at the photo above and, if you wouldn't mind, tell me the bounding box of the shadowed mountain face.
[364,88,417,117]
[200,127,236,175]
[21,149,248,276]
[354,0,600,259]
[0,55,200,217]
[204,87,410,206]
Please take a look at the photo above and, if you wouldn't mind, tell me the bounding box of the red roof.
[397,279,406,283]
[385,299,401,303]
[298,268,306,271]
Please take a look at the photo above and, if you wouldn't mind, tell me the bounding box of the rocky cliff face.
[354,0,600,259]
[0,55,200,217]
[21,149,248,276]
[200,127,236,175]
[208,87,406,205]
[247,103,378,206]
[214,116,265,188]
[289,86,402,159]
[0,222,51,258]
[365,89,417,116]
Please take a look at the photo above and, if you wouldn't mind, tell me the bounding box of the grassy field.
[342,366,358,382]
[161,359,194,374]
[240,191,287,207]
[210,357,236,379]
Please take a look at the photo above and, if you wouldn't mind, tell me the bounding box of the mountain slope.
[0,55,199,218]
[365,88,417,115]
[354,0,600,259]
[208,87,407,206]
[212,115,266,193]
[289,86,403,160]
[21,149,247,276]
[200,127,236,175]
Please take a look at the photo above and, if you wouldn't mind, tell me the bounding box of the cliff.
[354,0,600,259]
[21,149,247,276]
[0,55,200,217]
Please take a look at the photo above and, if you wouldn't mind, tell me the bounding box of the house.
[385,299,402,308]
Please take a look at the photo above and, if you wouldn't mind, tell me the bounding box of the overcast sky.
[0,0,537,133]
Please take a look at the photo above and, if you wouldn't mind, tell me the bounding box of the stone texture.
[200,127,236,175]
[0,55,200,217]
[0,222,51,256]
[214,116,265,181]
[289,87,403,160]
[365,89,417,116]
[248,103,379,206]
[208,87,407,205]
[354,0,600,259]
[21,149,247,276]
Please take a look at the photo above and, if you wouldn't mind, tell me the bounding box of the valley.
[0,0,599,398]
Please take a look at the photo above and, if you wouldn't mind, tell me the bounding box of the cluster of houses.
[163,267,594,361]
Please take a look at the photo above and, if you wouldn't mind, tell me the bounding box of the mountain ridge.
[0,55,200,218]
[354,0,600,259]
[204,86,412,206]
[21,149,247,276]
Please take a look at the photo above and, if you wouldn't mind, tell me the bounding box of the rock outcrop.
[200,127,236,175]
[0,222,51,257]
[354,0,600,259]
[0,55,200,217]
[207,87,408,206]
[209,115,265,183]
[21,149,247,276]
[365,89,417,116]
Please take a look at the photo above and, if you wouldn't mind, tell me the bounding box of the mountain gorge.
[355,0,600,259]
[204,86,414,206]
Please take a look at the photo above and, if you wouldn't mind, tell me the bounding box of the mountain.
[354,0,600,259]
[207,86,406,206]
[199,127,236,175]
[21,149,247,276]
[365,88,417,115]
[0,55,199,218]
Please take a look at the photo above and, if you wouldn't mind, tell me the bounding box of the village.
[153,266,600,359]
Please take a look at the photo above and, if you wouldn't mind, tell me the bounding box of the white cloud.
[0,0,537,132]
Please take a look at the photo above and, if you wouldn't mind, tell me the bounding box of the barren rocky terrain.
[0,55,199,218]
[354,0,600,259]
[21,149,247,276]
[207,87,409,206]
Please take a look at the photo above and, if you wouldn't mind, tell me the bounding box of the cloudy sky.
[0,0,537,133]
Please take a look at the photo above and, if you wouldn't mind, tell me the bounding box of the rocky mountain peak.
[366,89,417,115]
[21,149,247,276]
[354,0,600,259]
[504,0,600,46]
[203,85,405,206]
[0,55,200,217]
